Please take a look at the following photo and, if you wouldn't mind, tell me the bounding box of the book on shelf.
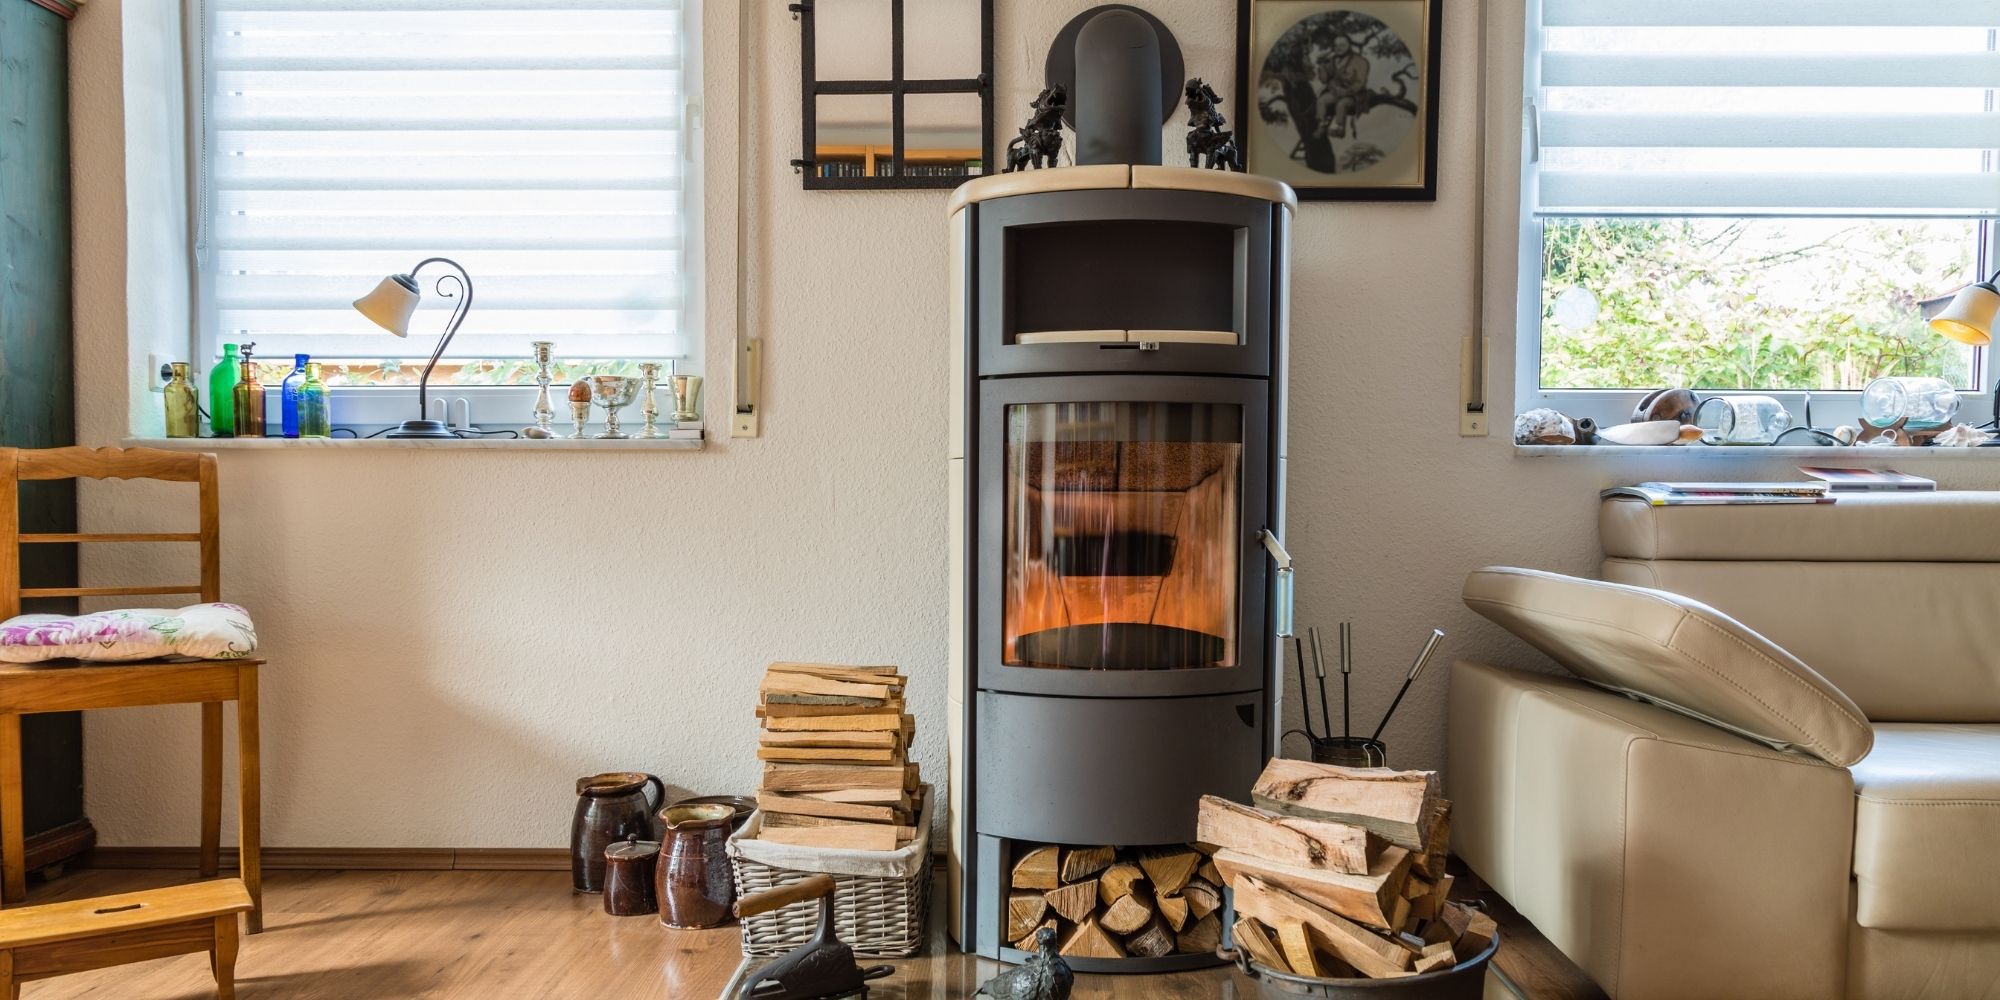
[1798,467,1937,492]
[1602,483,1834,506]
[1635,481,1827,496]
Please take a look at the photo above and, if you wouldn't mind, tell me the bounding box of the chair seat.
[1850,723,2000,930]
[0,879,252,949]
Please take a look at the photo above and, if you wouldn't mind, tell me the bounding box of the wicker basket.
[726,785,932,959]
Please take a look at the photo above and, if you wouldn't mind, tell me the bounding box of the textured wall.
[69,0,2000,849]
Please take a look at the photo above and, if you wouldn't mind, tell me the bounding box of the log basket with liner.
[727,787,934,959]
[1219,927,1499,999]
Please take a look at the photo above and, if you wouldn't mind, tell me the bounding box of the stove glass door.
[1001,401,1242,672]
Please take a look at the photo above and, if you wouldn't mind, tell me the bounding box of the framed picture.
[1235,0,1442,201]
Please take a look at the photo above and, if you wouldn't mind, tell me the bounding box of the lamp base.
[385,419,458,439]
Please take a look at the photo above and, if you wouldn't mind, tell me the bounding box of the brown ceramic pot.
[669,794,756,833]
[571,771,666,893]
[657,803,736,928]
[602,836,661,917]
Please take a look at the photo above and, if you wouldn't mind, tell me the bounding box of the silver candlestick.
[635,363,665,439]
[529,341,556,436]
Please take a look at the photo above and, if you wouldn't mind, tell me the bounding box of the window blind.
[1531,0,1999,217]
[200,0,687,360]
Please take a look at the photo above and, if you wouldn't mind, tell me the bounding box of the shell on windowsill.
[1932,422,1994,448]
[1514,408,1577,445]
[1596,420,1702,446]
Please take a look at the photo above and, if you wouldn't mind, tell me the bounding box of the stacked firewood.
[750,662,921,852]
[1196,759,1497,979]
[1006,842,1228,960]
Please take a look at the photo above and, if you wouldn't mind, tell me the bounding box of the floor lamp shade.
[1931,280,2000,347]
[352,274,422,336]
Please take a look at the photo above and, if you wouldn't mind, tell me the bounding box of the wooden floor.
[14,868,1575,999]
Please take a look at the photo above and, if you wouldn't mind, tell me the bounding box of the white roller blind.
[1531,1,2000,217]
[200,0,687,359]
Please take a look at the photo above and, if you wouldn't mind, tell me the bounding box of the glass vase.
[297,362,331,437]
[280,353,310,438]
[164,362,200,438]
[232,361,266,438]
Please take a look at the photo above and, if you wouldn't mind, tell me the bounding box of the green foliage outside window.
[1540,218,1978,391]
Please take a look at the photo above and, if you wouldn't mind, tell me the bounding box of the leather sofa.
[1448,493,2000,1000]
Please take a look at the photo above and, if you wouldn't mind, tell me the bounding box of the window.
[1518,0,1999,423]
[189,0,698,419]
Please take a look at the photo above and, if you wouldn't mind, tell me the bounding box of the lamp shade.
[352,274,422,336]
[1930,281,2000,347]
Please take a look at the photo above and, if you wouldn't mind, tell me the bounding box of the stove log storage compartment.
[946,23,1293,974]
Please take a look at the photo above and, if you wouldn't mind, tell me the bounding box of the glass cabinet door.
[1001,401,1243,672]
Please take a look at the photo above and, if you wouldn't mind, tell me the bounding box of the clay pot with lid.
[571,771,666,893]
[657,802,737,928]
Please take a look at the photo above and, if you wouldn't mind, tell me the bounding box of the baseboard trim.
[81,846,570,872]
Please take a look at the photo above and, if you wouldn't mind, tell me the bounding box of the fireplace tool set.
[1286,624,1447,767]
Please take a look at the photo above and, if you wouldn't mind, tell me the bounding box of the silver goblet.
[588,375,642,439]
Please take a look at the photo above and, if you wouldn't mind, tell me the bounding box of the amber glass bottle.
[164,362,200,438]
[232,361,266,438]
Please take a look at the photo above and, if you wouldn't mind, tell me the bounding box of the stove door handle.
[1259,528,1295,638]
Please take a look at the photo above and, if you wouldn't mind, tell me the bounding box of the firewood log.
[1181,880,1221,921]
[1059,845,1116,883]
[1061,916,1125,959]
[1156,893,1190,932]
[1212,845,1411,930]
[1230,874,1415,978]
[1275,920,1321,977]
[1011,845,1060,890]
[1232,917,1291,973]
[1045,879,1100,923]
[1416,940,1456,973]
[755,824,903,851]
[1414,799,1452,881]
[764,712,910,732]
[1448,903,1497,960]
[1100,891,1154,935]
[1198,859,1221,885]
[760,729,900,749]
[1012,918,1058,952]
[1125,917,1175,959]
[1251,759,1440,851]
[756,745,898,763]
[1196,795,1381,875]
[1137,847,1201,896]
[1174,912,1221,955]
[1007,891,1050,941]
[760,763,908,792]
[1098,862,1145,905]
[758,701,904,720]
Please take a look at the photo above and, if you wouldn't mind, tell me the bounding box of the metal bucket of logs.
[1220,932,1499,1000]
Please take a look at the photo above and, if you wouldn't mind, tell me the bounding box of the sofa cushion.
[1463,567,1873,766]
[1600,491,2000,563]
[1851,723,2000,930]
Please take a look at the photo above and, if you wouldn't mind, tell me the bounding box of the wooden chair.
[0,878,251,999]
[0,447,262,932]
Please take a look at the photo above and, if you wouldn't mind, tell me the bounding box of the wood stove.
[944,13,1293,969]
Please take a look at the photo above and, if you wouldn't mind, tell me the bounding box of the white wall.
[68,0,2000,849]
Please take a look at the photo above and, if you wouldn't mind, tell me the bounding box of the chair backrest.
[0,447,219,619]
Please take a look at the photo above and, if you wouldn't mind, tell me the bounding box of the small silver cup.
[669,375,703,423]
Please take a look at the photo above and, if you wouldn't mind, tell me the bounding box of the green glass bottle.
[297,362,330,438]
[208,343,239,437]
[164,362,200,438]
[232,360,266,438]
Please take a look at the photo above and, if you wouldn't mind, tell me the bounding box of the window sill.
[124,436,705,452]
[1515,444,1997,459]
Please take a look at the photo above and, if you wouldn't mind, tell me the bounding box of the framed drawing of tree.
[1235,0,1442,200]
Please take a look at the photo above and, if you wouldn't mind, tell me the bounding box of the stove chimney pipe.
[1072,10,1163,166]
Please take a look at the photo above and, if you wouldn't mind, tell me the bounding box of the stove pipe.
[1072,10,1163,166]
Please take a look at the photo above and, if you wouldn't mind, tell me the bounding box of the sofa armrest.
[1448,660,1855,1000]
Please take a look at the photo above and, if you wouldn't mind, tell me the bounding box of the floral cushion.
[0,603,257,664]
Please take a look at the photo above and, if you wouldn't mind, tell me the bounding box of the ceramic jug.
[571,772,666,893]
[656,802,737,928]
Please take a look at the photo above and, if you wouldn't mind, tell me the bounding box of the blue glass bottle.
[280,353,309,438]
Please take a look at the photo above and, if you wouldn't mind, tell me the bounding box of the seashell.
[1932,422,1993,448]
[1597,420,1697,446]
[1513,408,1577,445]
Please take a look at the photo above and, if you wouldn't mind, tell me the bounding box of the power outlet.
[1460,410,1489,437]
[146,353,174,392]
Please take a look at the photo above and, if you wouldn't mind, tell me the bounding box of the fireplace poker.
[1307,626,1333,746]
[1371,628,1445,742]
[1291,633,1322,739]
[1338,620,1353,743]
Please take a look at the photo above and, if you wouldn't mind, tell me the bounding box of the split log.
[1007,891,1050,941]
[1125,917,1176,959]
[797,787,910,806]
[1013,918,1058,952]
[1230,874,1413,978]
[1198,859,1221,885]
[756,746,898,763]
[1416,940,1456,973]
[1157,894,1190,932]
[758,701,904,719]
[1415,799,1452,881]
[1213,845,1410,930]
[766,662,904,684]
[1100,892,1154,935]
[1251,759,1439,850]
[1181,880,1221,921]
[760,729,900,749]
[1098,863,1145,905]
[1233,917,1291,973]
[1061,917,1126,960]
[759,667,894,705]
[755,792,901,824]
[1174,912,1221,955]
[764,712,910,733]
[1011,845,1060,890]
[1137,847,1200,896]
[1060,846,1116,883]
[755,824,905,851]
[1196,795,1381,875]
[1275,920,1321,977]
[1445,902,1497,960]
[1045,879,1100,923]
